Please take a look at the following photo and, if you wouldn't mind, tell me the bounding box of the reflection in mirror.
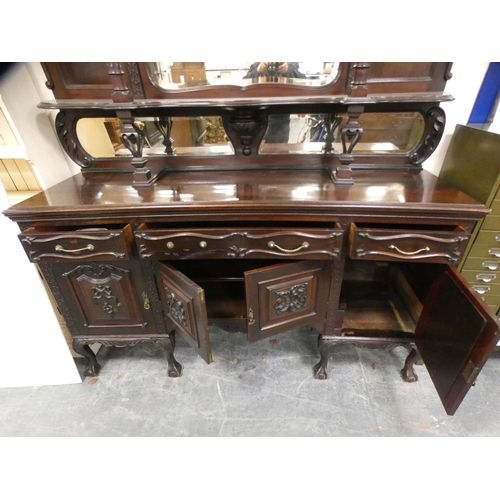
[147,62,339,90]
[259,112,425,155]
[76,117,234,158]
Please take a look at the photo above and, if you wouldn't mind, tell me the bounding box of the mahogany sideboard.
[4,62,499,415]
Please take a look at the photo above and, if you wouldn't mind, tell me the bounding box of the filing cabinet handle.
[472,285,490,294]
[483,262,500,271]
[388,244,430,256]
[488,249,500,258]
[495,235,500,242]
[268,241,309,253]
[476,274,496,283]
[55,244,95,253]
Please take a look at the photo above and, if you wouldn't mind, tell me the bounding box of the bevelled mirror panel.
[258,112,425,155]
[77,116,234,158]
[147,62,339,90]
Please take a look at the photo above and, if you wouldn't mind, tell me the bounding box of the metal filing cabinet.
[439,124,500,315]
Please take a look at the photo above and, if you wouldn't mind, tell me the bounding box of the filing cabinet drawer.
[462,257,500,272]
[18,225,134,263]
[467,244,500,260]
[480,215,500,231]
[472,230,500,247]
[349,224,470,263]
[462,270,500,285]
[136,225,343,260]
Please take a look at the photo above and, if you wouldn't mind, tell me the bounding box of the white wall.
[0,63,79,190]
[0,63,82,388]
[423,62,490,175]
[0,181,81,388]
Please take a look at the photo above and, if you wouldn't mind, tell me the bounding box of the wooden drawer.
[18,225,133,263]
[135,225,343,260]
[349,224,470,263]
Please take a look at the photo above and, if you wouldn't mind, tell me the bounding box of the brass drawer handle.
[388,245,430,256]
[55,244,95,253]
[268,241,309,253]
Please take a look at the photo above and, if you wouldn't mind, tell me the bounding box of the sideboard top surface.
[4,168,488,224]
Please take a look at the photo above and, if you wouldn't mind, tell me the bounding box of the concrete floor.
[1,325,500,437]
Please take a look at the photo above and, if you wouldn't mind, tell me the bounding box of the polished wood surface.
[4,62,499,416]
[5,169,487,226]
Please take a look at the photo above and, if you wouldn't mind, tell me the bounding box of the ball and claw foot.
[167,359,182,378]
[313,362,328,380]
[401,347,420,383]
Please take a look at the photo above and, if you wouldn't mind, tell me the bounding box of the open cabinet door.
[155,262,212,364]
[415,266,500,415]
[245,260,332,342]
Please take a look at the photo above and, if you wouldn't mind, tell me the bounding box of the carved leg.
[313,335,333,380]
[401,347,421,383]
[72,340,101,377]
[160,332,182,378]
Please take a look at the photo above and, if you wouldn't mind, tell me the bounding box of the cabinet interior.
[340,259,441,338]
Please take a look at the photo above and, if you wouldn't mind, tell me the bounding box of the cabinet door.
[245,260,332,342]
[416,266,500,415]
[155,262,212,364]
[50,260,156,336]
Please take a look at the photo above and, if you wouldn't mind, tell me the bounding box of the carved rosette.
[410,107,446,165]
[274,284,308,315]
[55,111,92,168]
[165,286,188,328]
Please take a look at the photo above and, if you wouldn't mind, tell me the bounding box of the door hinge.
[462,359,480,385]
[199,289,205,303]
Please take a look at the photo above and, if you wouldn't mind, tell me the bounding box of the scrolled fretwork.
[155,116,175,154]
[55,111,92,168]
[410,107,446,165]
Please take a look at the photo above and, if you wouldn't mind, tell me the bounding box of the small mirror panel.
[259,112,425,155]
[77,116,234,158]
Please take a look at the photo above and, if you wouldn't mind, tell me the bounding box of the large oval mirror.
[147,62,339,90]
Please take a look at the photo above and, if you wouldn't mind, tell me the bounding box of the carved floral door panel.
[245,260,332,342]
[155,262,212,364]
[49,260,157,336]
[415,266,500,415]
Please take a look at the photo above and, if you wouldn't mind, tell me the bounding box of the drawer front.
[349,224,470,263]
[489,199,500,216]
[462,270,500,286]
[462,257,500,272]
[136,226,343,260]
[18,225,133,263]
[467,243,500,260]
[480,215,500,231]
[472,230,500,247]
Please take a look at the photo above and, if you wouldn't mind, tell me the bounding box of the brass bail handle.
[268,241,309,253]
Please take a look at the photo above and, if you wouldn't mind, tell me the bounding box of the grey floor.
[2,325,500,437]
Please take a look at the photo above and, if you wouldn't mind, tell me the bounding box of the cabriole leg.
[314,335,333,380]
[401,347,421,383]
[160,331,182,378]
[72,340,101,377]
